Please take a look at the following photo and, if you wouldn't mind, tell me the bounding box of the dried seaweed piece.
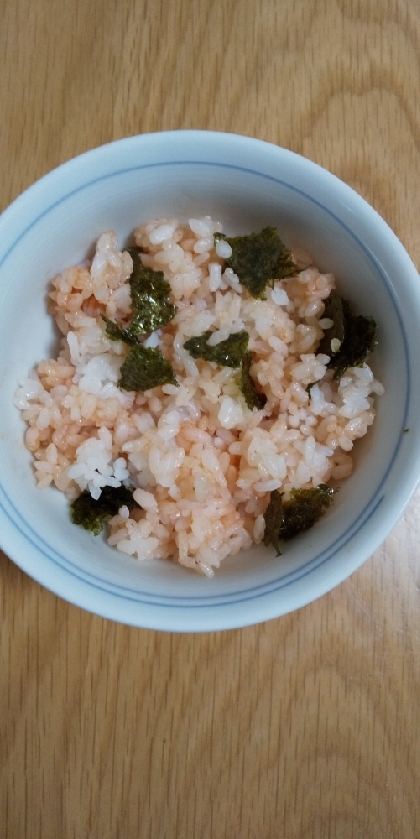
[318,292,346,357]
[102,316,139,346]
[278,485,334,541]
[214,227,297,298]
[330,309,378,380]
[319,293,378,380]
[103,248,177,343]
[240,351,267,409]
[70,485,140,535]
[128,250,177,334]
[184,330,249,367]
[262,489,284,555]
[263,485,334,551]
[118,344,179,392]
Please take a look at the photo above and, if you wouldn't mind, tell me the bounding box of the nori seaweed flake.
[70,485,140,535]
[240,351,267,409]
[262,489,284,555]
[118,344,179,392]
[127,249,177,334]
[103,247,177,343]
[102,316,139,346]
[183,330,249,367]
[278,485,334,541]
[263,485,334,551]
[214,227,298,299]
[318,292,346,357]
[319,293,378,380]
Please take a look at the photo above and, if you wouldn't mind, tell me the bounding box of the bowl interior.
[0,132,419,630]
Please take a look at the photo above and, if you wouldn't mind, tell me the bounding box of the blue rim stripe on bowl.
[0,160,410,608]
[0,480,384,607]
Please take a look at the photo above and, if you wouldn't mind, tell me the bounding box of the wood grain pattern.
[1,1,420,836]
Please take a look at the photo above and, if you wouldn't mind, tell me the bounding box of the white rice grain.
[17,215,383,575]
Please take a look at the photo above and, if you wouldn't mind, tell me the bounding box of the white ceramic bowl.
[1,130,420,632]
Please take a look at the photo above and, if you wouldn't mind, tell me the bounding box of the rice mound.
[14,216,384,576]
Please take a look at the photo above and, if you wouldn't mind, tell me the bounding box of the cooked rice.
[14,216,384,576]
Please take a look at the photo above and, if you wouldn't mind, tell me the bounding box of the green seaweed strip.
[118,344,179,392]
[214,227,297,298]
[70,486,140,535]
[240,351,267,409]
[184,330,249,367]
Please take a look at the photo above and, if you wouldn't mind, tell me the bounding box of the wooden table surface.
[1,1,420,837]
